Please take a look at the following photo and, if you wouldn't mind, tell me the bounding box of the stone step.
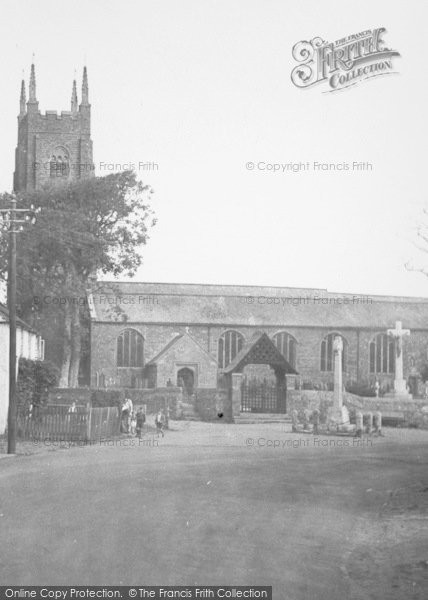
[181,407,198,420]
[238,412,290,418]
[234,420,291,425]
[234,413,291,424]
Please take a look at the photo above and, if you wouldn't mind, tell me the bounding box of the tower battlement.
[42,110,82,118]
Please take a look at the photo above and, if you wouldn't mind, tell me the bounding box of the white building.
[0,305,44,434]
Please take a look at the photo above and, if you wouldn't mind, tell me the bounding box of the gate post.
[86,402,92,442]
[231,373,243,422]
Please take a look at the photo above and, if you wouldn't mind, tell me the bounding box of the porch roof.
[145,331,218,366]
[146,334,183,365]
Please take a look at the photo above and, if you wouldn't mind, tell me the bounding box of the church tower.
[13,64,94,192]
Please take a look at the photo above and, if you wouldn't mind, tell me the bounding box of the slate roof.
[87,281,428,330]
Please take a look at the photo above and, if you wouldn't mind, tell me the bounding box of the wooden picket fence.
[88,406,120,440]
[16,404,120,442]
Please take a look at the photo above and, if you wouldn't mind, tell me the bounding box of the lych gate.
[241,378,286,413]
[222,332,298,417]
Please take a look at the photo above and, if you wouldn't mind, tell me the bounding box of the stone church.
[13,64,428,410]
[88,282,428,399]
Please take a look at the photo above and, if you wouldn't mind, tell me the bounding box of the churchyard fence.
[16,404,120,442]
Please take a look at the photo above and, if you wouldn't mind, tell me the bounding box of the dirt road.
[0,423,427,599]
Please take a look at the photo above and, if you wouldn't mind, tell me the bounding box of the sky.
[1,0,427,297]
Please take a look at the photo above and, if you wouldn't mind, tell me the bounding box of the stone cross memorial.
[333,335,343,413]
[329,335,354,432]
[387,320,410,396]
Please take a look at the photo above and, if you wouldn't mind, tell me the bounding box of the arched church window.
[117,329,144,367]
[49,150,70,178]
[272,331,297,369]
[218,330,244,369]
[320,332,347,372]
[369,334,395,374]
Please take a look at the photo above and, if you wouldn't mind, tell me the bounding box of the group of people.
[121,398,166,437]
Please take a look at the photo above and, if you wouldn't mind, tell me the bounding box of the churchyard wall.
[287,390,363,419]
[287,390,428,428]
[194,388,230,421]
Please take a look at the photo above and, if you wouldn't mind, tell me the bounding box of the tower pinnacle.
[19,79,26,115]
[71,79,78,113]
[81,66,89,105]
[29,63,37,103]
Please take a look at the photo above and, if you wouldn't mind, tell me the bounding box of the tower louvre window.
[49,154,70,178]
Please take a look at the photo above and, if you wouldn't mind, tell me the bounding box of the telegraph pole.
[1,194,39,454]
[7,195,17,453]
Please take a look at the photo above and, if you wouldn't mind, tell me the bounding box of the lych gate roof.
[222,332,298,375]
[87,282,428,330]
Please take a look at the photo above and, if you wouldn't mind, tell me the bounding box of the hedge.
[16,358,60,409]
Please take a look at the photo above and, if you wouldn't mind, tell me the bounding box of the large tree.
[0,170,156,387]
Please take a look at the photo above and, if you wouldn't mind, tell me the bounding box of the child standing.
[130,411,137,436]
[155,410,165,437]
[136,407,146,438]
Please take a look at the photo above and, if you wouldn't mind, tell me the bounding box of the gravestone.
[373,411,382,435]
[365,411,373,434]
[291,409,302,433]
[355,412,363,437]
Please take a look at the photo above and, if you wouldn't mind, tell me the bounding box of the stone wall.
[194,389,230,422]
[15,108,93,192]
[287,390,364,411]
[126,387,183,418]
[287,389,428,429]
[287,390,333,417]
[349,397,428,429]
